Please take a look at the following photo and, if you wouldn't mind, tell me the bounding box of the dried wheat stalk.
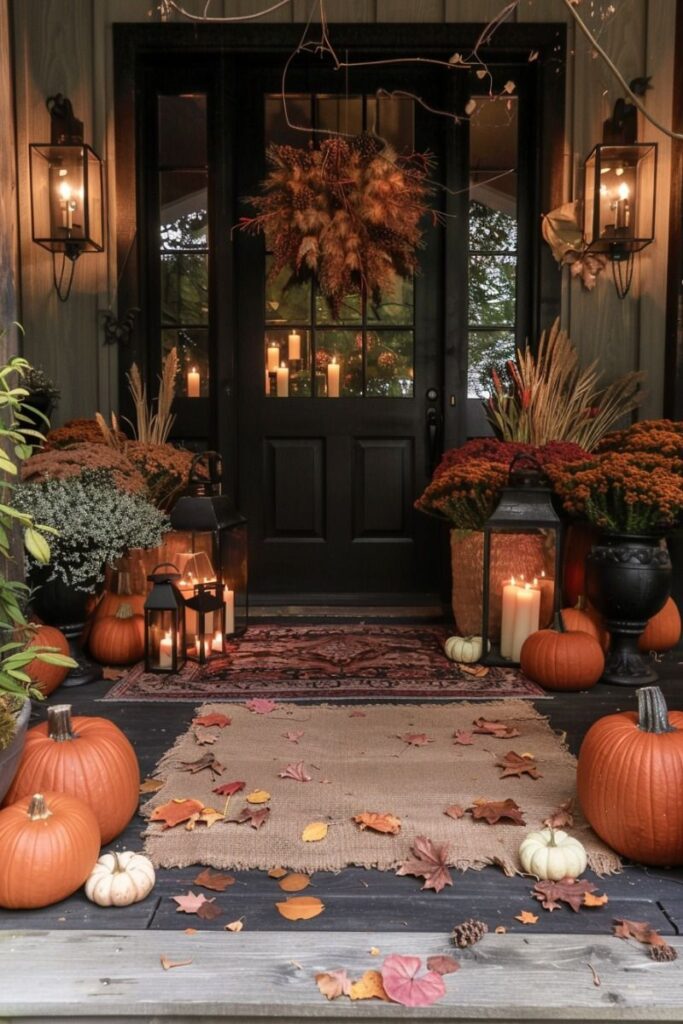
[123,349,178,444]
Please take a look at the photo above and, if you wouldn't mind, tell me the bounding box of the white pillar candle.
[288,331,301,361]
[211,630,224,653]
[224,585,235,635]
[265,368,270,395]
[511,583,541,662]
[327,357,340,398]
[500,577,519,659]
[195,635,211,661]
[267,343,280,372]
[187,367,200,398]
[159,630,174,669]
[276,362,289,397]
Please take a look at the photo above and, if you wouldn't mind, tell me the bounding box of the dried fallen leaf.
[193,868,236,892]
[381,954,446,1008]
[503,79,517,93]
[475,68,488,79]
[495,926,507,934]
[543,797,575,829]
[225,918,244,932]
[315,969,352,1000]
[176,752,224,779]
[102,666,125,681]
[458,663,489,678]
[444,804,465,820]
[613,918,671,950]
[268,866,287,878]
[353,811,401,835]
[192,712,231,728]
[212,780,246,797]
[369,946,380,956]
[196,900,222,921]
[139,777,164,794]
[396,835,453,893]
[150,798,204,829]
[278,761,312,782]
[399,732,433,747]
[472,717,520,739]
[349,970,390,1001]
[246,789,271,804]
[193,728,217,746]
[283,730,304,743]
[533,877,598,912]
[348,709,366,718]
[275,895,325,921]
[229,805,270,829]
[245,697,278,714]
[453,730,473,745]
[497,751,542,780]
[184,928,198,935]
[172,891,213,915]
[583,892,609,908]
[186,806,224,829]
[426,954,460,976]
[302,820,328,842]
[160,956,193,970]
[278,873,311,893]
[469,798,526,826]
[515,910,539,925]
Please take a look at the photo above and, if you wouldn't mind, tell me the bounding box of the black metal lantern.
[170,453,248,644]
[29,94,104,301]
[481,457,562,666]
[143,563,187,674]
[582,95,657,298]
[185,581,226,663]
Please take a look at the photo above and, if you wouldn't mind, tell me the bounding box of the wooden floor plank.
[1,929,682,1021]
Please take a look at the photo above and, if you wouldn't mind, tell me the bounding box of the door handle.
[426,406,441,472]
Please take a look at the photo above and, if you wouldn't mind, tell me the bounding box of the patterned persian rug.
[103,624,545,702]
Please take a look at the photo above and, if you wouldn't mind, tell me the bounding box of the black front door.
[234,69,446,598]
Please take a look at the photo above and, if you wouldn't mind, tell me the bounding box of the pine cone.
[451,918,488,948]
[650,943,678,962]
[352,131,384,159]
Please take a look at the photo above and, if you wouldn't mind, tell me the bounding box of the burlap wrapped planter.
[450,529,550,637]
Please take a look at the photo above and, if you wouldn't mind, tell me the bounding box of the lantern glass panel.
[583,143,657,254]
[144,609,186,674]
[29,143,103,253]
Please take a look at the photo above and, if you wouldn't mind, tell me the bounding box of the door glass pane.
[315,330,362,397]
[265,260,311,323]
[468,329,516,398]
[158,94,207,167]
[366,94,414,152]
[367,271,414,325]
[265,328,311,398]
[315,288,362,325]
[160,172,208,249]
[265,94,311,146]
[316,95,362,137]
[161,252,209,325]
[162,327,209,397]
[366,330,414,398]
[468,254,517,327]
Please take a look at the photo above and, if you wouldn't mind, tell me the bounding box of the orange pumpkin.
[88,603,145,665]
[520,627,604,691]
[94,591,146,621]
[639,597,682,653]
[25,625,71,696]
[4,704,140,844]
[561,601,609,653]
[0,791,100,909]
[577,686,683,865]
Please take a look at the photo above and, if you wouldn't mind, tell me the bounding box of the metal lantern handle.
[147,562,181,582]
[188,451,222,495]
[507,450,547,486]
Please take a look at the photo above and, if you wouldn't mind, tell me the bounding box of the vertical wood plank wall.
[0,0,19,361]
[9,0,677,425]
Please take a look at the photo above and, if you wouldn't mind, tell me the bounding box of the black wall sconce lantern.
[29,94,104,302]
[582,84,657,299]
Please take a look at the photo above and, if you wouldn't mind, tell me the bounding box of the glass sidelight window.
[263,93,416,399]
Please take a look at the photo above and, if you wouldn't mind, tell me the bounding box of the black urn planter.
[585,534,672,686]
[29,570,102,688]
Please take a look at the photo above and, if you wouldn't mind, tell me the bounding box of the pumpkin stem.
[637,686,675,734]
[112,852,124,873]
[47,704,77,742]
[27,793,52,821]
[114,603,135,620]
[548,827,557,847]
[575,596,587,611]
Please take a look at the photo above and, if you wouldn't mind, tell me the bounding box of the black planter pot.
[585,534,672,686]
[22,393,55,435]
[29,570,102,688]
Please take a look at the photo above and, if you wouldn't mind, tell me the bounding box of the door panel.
[352,438,413,539]
[264,438,326,539]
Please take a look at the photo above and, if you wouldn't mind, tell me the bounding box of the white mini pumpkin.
[85,851,155,907]
[518,827,588,881]
[444,635,484,664]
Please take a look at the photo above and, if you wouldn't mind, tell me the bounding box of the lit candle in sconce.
[288,330,301,361]
[187,366,200,398]
[615,181,630,230]
[327,357,340,398]
[265,368,270,395]
[267,342,280,372]
[276,362,289,397]
[58,180,73,229]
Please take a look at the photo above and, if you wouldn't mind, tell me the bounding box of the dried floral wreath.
[240,133,435,317]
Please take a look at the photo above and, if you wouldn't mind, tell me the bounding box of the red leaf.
[613,918,670,949]
[192,712,231,728]
[453,730,473,745]
[229,805,271,829]
[399,732,433,747]
[468,798,526,825]
[380,955,446,1007]
[396,836,453,893]
[212,780,246,797]
[543,797,575,829]
[533,877,598,912]
[196,900,222,920]
[278,761,312,782]
[472,717,520,738]
[444,804,465,820]
[426,954,460,976]
[245,698,278,714]
[497,751,542,780]
[193,869,235,892]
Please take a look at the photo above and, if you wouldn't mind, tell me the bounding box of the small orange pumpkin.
[25,625,71,696]
[93,591,147,621]
[0,791,100,909]
[638,597,681,653]
[561,600,609,653]
[4,704,140,844]
[88,603,145,665]
[577,686,683,865]
[520,623,604,691]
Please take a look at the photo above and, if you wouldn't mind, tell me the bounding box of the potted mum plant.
[14,469,169,685]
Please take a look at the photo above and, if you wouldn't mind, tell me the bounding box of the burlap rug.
[142,700,620,876]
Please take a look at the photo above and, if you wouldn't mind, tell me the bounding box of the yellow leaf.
[278,873,311,893]
[349,970,390,1001]
[139,778,164,794]
[369,946,380,956]
[275,895,325,921]
[224,919,244,932]
[583,892,609,907]
[184,928,198,935]
[495,926,507,934]
[268,866,287,878]
[302,821,328,842]
[246,789,271,804]
[515,910,539,925]
[197,806,224,827]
